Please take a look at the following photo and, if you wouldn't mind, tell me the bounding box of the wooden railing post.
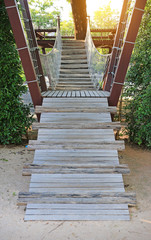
[4,0,42,108]
[57,16,60,30]
[109,0,147,106]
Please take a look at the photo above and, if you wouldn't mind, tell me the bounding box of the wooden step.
[55,87,95,90]
[56,87,95,91]
[60,64,88,69]
[62,45,85,49]
[55,86,94,89]
[61,59,88,64]
[60,69,89,73]
[59,74,90,78]
[58,78,92,81]
[62,40,85,44]
[57,81,92,84]
[24,203,130,221]
[32,121,121,130]
[62,49,86,55]
[56,83,94,86]
[22,164,130,176]
[61,54,87,60]
[28,140,125,151]
[35,105,117,114]
[18,191,136,206]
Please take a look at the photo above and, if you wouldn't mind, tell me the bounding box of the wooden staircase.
[55,40,95,90]
[18,93,136,221]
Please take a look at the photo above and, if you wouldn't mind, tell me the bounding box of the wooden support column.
[104,0,129,92]
[23,0,47,92]
[109,0,147,106]
[4,0,42,108]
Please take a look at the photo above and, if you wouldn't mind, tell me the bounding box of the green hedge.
[124,0,151,147]
[0,1,33,144]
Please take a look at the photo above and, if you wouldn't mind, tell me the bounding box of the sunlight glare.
[86,0,123,18]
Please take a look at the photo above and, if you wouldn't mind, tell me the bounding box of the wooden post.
[104,0,130,92]
[57,16,60,30]
[22,0,47,92]
[4,0,42,108]
[109,0,147,106]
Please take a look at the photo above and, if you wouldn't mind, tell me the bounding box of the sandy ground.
[0,143,151,240]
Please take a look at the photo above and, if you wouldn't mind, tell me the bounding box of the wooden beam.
[17,192,136,206]
[27,140,125,151]
[4,0,42,107]
[32,121,122,130]
[22,164,130,176]
[109,0,147,106]
[35,29,57,33]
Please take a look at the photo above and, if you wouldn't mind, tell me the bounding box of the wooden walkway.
[18,90,136,221]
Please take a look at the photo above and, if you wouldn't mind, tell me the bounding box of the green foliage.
[28,0,61,28]
[61,14,74,36]
[0,1,33,145]
[124,0,151,147]
[92,2,119,28]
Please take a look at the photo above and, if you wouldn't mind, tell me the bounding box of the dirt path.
[0,144,151,240]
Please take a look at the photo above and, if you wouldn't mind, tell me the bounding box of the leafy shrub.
[0,1,33,144]
[124,0,151,147]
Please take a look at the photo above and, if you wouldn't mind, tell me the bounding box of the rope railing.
[85,18,111,89]
[39,17,62,89]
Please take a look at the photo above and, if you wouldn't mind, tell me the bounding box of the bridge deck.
[41,90,110,98]
[18,91,135,221]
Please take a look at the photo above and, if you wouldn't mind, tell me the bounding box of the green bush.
[124,0,151,147]
[0,1,33,144]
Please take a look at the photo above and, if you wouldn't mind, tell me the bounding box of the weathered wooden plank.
[43,97,108,102]
[38,130,114,137]
[42,91,110,98]
[51,91,60,97]
[34,148,118,153]
[28,140,125,151]
[27,203,129,210]
[31,173,123,179]
[42,102,108,107]
[40,112,111,119]
[37,136,115,142]
[24,163,127,169]
[35,106,117,113]
[26,208,128,215]
[40,117,112,123]
[67,91,71,97]
[33,161,119,166]
[73,91,77,97]
[61,64,88,69]
[24,214,130,221]
[56,91,64,97]
[30,139,122,145]
[33,122,121,130]
[18,192,136,206]
[22,164,129,176]
[61,91,68,97]
[23,167,129,175]
[29,189,125,194]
